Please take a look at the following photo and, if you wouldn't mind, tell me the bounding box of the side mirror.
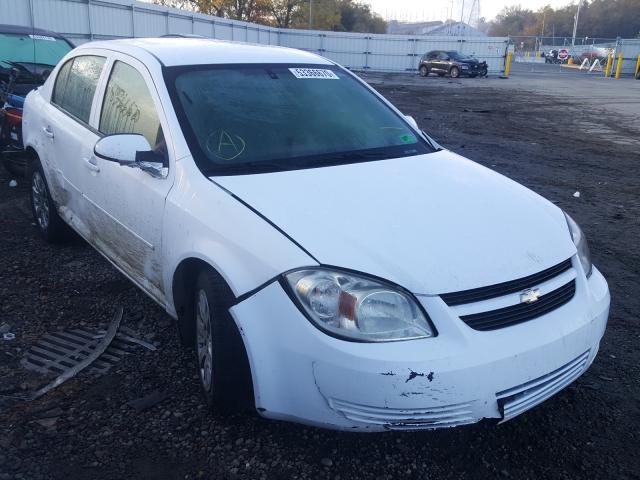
[94,134,151,164]
[94,134,167,178]
[404,115,419,130]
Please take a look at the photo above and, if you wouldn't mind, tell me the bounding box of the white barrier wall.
[0,0,510,73]
[617,39,640,76]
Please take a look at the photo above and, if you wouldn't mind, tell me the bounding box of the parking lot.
[1,69,639,480]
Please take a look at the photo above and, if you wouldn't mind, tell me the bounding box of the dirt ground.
[1,72,639,480]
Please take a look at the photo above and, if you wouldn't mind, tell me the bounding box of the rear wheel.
[193,269,253,412]
[419,65,429,77]
[450,66,460,78]
[29,160,70,242]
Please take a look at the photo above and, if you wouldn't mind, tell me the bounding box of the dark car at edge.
[419,50,487,78]
[0,24,73,177]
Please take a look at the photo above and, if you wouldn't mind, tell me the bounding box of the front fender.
[162,157,317,316]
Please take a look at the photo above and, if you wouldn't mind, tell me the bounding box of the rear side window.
[52,55,105,124]
[99,61,164,151]
[52,59,72,104]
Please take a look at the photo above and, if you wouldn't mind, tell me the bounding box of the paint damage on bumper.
[229,267,609,432]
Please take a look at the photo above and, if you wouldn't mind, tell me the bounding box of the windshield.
[0,33,72,71]
[165,64,433,176]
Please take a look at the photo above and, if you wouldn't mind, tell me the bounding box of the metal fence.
[510,35,640,76]
[0,0,510,73]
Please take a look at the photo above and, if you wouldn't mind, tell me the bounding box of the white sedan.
[22,38,610,431]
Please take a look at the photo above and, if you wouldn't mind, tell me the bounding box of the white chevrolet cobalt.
[23,38,610,431]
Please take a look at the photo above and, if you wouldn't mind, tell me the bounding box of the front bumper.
[230,266,609,431]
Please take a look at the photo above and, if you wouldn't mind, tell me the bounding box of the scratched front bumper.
[230,268,609,431]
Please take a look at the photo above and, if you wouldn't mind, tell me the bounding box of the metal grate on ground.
[21,325,156,376]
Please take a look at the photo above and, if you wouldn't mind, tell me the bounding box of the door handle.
[83,156,100,173]
[42,126,54,139]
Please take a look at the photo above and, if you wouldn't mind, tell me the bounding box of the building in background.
[387,20,486,37]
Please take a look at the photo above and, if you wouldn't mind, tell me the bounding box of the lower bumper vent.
[328,398,477,430]
[496,350,591,422]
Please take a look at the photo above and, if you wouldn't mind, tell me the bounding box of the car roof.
[77,37,333,67]
[0,23,69,39]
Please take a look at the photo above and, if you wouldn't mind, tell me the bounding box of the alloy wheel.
[195,289,214,391]
[31,171,49,231]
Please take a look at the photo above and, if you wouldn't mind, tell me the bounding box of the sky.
[368,0,572,22]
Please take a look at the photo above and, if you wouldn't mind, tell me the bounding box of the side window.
[438,52,450,60]
[52,58,72,106]
[52,55,105,124]
[427,51,438,60]
[99,61,165,161]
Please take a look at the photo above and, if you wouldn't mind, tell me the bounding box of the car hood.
[212,150,576,295]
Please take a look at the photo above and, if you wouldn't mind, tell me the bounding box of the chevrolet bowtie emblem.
[520,288,541,304]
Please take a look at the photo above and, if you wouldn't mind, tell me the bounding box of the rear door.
[44,54,106,235]
[81,53,174,302]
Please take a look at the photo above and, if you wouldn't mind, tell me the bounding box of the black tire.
[450,66,460,78]
[480,67,488,77]
[193,269,253,413]
[419,65,429,77]
[29,160,71,243]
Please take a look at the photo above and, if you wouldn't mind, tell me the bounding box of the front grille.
[328,398,477,430]
[496,350,591,421]
[441,259,573,306]
[460,280,575,331]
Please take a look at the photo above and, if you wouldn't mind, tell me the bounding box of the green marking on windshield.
[400,134,417,144]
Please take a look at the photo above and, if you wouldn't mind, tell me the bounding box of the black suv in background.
[419,50,487,78]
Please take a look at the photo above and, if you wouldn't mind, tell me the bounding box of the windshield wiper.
[206,161,290,176]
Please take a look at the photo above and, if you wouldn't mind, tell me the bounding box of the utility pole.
[571,0,582,46]
[309,0,313,29]
[460,0,465,23]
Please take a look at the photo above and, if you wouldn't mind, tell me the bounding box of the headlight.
[283,269,435,342]
[564,213,592,277]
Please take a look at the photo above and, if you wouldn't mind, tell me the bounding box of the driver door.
[82,54,174,303]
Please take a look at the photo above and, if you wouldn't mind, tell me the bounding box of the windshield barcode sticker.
[289,68,339,79]
[29,34,56,41]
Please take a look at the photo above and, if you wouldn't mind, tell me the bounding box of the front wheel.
[193,270,253,412]
[419,65,429,77]
[29,161,70,242]
[450,66,460,78]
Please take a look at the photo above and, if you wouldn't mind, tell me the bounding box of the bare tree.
[270,0,303,28]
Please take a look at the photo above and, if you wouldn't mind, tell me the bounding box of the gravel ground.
[1,73,639,480]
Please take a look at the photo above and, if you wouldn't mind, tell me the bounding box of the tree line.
[153,0,387,33]
[485,0,640,39]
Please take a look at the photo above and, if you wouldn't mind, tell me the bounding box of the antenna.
[467,0,480,26]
